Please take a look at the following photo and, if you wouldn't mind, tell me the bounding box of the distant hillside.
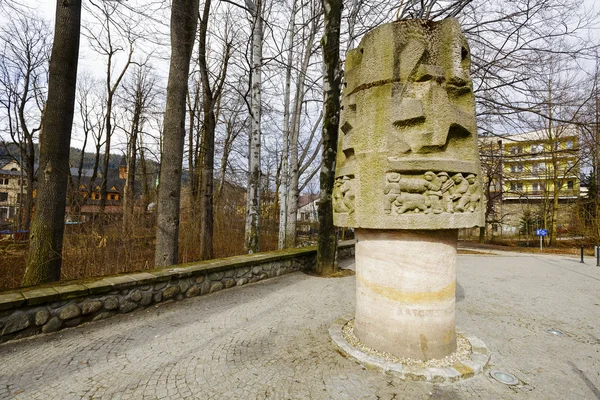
[1,142,158,173]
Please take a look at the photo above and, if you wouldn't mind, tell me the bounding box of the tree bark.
[22,0,81,285]
[245,0,263,254]
[197,0,231,260]
[316,0,341,276]
[154,0,198,267]
[278,0,296,249]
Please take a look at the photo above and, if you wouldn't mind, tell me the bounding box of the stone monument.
[333,18,484,360]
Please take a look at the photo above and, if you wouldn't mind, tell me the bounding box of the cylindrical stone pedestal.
[354,229,458,360]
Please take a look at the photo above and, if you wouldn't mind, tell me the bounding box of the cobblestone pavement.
[0,251,599,399]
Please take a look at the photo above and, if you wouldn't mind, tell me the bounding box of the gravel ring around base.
[329,315,491,382]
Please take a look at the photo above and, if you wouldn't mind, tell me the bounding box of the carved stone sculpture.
[334,18,484,230]
[333,19,484,361]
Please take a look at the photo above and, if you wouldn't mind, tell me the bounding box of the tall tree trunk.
[123,99,140,233]
[278,0,296,249]
[154,0,199,267]
[316,0,341,276]
[245,0,263,254]
[139,137,151,210]
[285,16,317,248]
[23,0,81,285]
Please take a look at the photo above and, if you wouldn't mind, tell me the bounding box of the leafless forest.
[1,0,600,289]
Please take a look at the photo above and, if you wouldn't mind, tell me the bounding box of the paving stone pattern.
[0,251,599,399]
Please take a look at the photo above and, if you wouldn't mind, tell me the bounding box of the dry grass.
[0,198,285,291]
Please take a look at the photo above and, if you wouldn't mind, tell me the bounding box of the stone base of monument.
[329,315,490,382]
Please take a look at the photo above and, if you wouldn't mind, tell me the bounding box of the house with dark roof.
[0,160,25,224]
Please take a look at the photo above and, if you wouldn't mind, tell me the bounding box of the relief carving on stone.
[384,171,480,215]
[333,175,355,214]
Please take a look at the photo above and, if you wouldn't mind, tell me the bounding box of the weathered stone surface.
[223,279,236,289]
[236,267,250,278]
[0,292,25,311]
[179,280,190,294]
[104,296,119,310]
[35,309,50,326]
[59,304,81,320]
[41,317,62,333]
[129,290,142,302]
[163,286,181,299]
[92,311,116,322]
[223,270,235,278]
[49,301,67,309]
[333,18,483,230]
[236,278,248,286]
[200,280,211,295]
[186,285,200,298]
[154,281,168,291]
[195,275,206,284]
[140,291,153,306]
[153,292,162,303]
[252,266,262,274]
[81,300,102,315]
[2,312,30,335]
[64,318,82,328]
[208,272,224,281]
[119,301,138,314]
[209,282,223,293]
[354,229,457,360]
[258,273,268,281]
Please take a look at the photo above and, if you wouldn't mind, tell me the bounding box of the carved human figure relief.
[383,171,481,215]
[333,175,355,214]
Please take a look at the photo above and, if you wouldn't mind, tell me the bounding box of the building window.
[517,182,523,191]
[565,160,575,171]
[568,180,574,190]
[0,178,9,185]
[0,208,7,218]
[566,140,574,149]
[531,144,543,153]
[517,163,523,172]
[532,182,539,192]
[0,192,7,202]
[510,146,523,155]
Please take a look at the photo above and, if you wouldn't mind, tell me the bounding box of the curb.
[329,315,490,382]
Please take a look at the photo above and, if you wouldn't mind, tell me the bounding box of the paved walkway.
[0,251,599,399]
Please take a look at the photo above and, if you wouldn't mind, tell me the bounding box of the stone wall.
[0,242,354,343]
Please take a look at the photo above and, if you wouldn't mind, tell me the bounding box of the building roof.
[497,126,578,143]
[298,194,319,209]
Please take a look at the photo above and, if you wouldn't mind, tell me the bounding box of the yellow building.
[478,126,581,236]
[502,127,579,201]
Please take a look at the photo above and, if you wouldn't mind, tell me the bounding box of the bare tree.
[316,0,341,275]
[0,15,50,230]
[154,0,199,267]
[120,64,157,232]
[197,5,234,260]
[244,0,264,254]
[83,0,139,213]
[23,0,81,285]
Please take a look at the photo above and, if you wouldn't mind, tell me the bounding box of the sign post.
[536,229,548,251]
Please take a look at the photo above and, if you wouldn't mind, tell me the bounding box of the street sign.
[536,229,548,237]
